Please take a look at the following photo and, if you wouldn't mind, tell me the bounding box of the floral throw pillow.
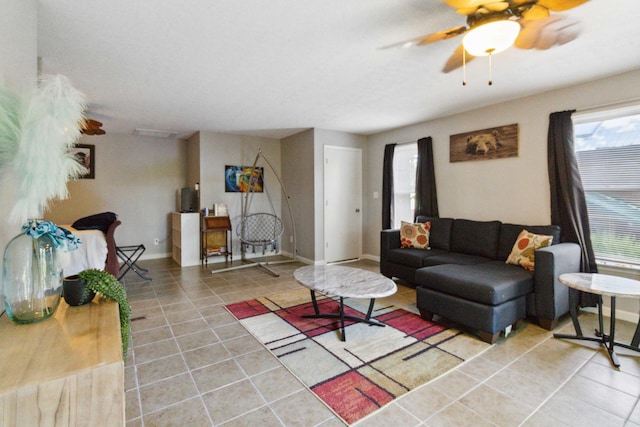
[400,221,431,249]
[506,229,553,271]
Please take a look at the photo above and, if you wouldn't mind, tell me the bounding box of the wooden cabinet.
[201,215,232,264]
[172,212,200,267]
[0,299,124,426]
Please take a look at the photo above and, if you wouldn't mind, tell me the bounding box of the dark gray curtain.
[414,136,439,219]
[382,143,396,229]
[548,110,598,307]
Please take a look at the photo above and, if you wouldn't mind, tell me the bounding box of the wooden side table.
[201,215,232,264]
[554,273,640,368]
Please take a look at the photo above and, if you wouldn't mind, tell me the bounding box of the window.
[392,143,418,229]
[574,107,640,268]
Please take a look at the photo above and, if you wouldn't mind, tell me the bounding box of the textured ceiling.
[37,0,640,139]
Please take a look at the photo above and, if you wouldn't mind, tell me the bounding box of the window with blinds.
[392,143,418,229]
[574,110,640,268]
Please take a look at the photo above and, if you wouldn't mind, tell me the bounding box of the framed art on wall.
[224,165,264,192]
[450,123,519,163]
[70,143,95,179]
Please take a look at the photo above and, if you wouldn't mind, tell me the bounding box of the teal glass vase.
[2,221,63,324]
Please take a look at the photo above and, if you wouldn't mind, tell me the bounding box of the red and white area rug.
[226,288,490,425]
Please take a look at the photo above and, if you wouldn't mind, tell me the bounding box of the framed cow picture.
[449,123,518,162]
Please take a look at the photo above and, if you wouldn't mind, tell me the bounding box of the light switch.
[373,192,379,199]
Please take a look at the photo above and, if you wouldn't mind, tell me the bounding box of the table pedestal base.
[554,292,640,368]
[302,290,385,341]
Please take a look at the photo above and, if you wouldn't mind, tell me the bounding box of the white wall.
[364,69,640,257]
[0,0,37,295]
[47,133,187,257]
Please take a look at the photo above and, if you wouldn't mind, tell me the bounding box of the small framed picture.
[214,203,228,216]
[70,144,95,179]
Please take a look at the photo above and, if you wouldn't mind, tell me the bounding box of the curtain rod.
[576,97,640,115]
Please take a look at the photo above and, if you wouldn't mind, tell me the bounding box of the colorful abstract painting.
[224,165,264,192]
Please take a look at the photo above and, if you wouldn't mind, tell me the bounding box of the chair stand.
[117,244,152,281]
[211,256,291,277]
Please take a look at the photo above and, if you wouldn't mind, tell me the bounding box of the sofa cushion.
[421,252,491,267]
[415,216,454,251]
[497,223,561,260]
[506,229,553,271]
[386,248,448,268]
[400,221,431,249]
[450,219,502,259]
[415,261,534,306]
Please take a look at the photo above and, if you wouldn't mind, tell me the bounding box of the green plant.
[78,268,131,358]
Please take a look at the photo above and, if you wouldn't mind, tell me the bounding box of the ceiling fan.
[80,118,105,135]
[393,0,588,76]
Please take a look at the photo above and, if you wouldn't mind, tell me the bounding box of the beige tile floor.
[122,257,640,427]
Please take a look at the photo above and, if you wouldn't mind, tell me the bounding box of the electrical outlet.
[154,238,160,245]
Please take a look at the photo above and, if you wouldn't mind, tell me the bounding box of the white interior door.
[324,146,362,263]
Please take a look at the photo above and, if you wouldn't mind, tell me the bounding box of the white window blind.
[392,143,417,229]
[574,111,640,267]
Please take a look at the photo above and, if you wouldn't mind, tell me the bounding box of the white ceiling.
[37,0,640,140]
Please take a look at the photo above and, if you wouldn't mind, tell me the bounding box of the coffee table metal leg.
[364,298,376,320]
[309,290,320,315]
[301,294,385,342]
[339,297,346,341]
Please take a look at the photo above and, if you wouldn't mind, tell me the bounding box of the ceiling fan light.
[462,20,520,56]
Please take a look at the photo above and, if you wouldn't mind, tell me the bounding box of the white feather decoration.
[0,88,22,169]
[9,75,87,223]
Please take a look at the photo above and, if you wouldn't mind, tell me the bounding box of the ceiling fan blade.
[88,119,103,128]
[443,0,488,11]
[482,2,510,12]
[381,25,468,49]
[515,15,580,50]
[520,4,551,20]
[80,118,105,135]
[415,25,468,46]
[442,44,476,73]
[82,118,103,129]
[451,2,509,15]
[537,0,589,12]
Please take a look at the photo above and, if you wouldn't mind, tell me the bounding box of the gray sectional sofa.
[380,216,581,343]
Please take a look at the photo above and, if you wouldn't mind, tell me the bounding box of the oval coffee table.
[293,265,397,341]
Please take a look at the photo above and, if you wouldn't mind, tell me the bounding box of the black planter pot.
[62,274,96,306]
